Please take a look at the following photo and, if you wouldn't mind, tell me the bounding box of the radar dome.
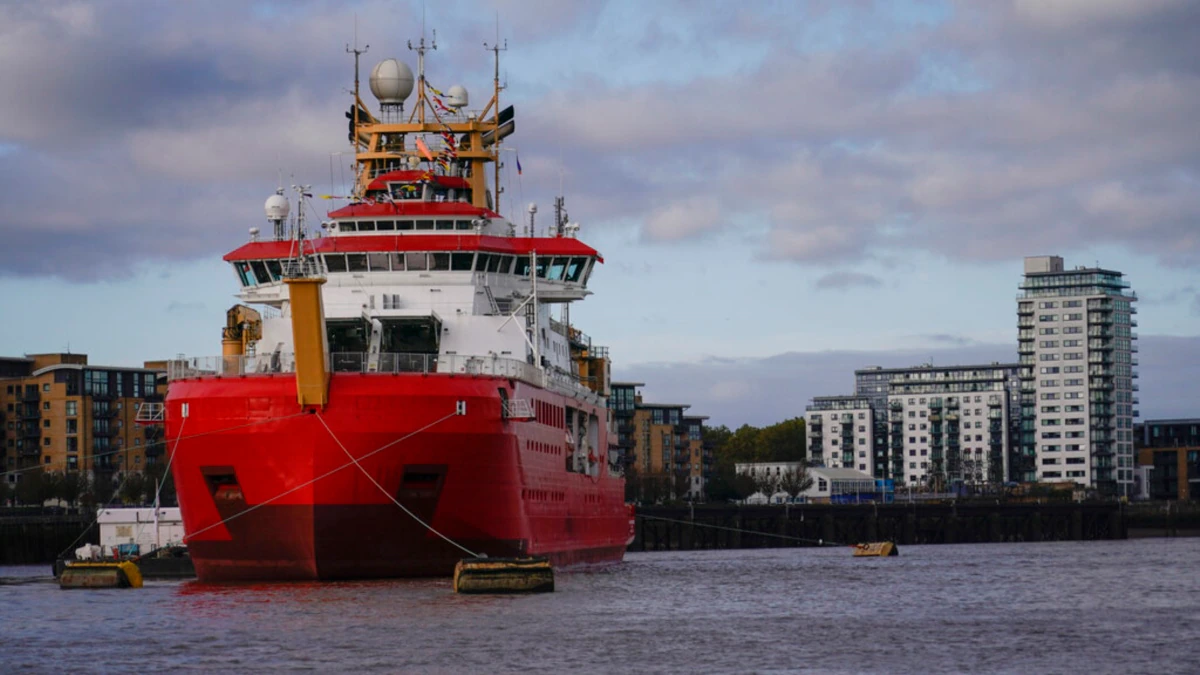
[446,85,468,108]
[369,58,414,104]
[265,193,290,221]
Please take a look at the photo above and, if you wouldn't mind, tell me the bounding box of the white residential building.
[884,364,1019,488]
[805,396,877,475]
[1018,255,1138,496]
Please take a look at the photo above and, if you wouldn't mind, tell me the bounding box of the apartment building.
[0,354,166,487]
[1019,255,1138,496]
[806,396,877,474]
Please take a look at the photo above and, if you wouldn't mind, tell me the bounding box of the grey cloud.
[813,271,883,291]
[617,335,1200,428]
[4,1,1200,279]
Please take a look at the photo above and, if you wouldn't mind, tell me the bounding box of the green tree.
[0,478,12,506]
[118,473,148,505]
[759,418,807,462]
[57,472,88,508]
[15,468,44,506]
[143,462,177,507]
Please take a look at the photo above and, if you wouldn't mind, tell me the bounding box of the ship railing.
[168,352,597,400]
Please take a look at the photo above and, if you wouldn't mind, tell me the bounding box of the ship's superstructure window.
[406,252,428,270]
[325,254,348,273]
[346,254,368,272]
[235,262,253,286]
[368,253,390,271]
[450,253,474,271]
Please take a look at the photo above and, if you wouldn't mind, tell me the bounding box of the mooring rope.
[636,514,848,547]
[315,412,482,559]
[53,411,311,558]
[183,409,461,542]
[130,416,187,550]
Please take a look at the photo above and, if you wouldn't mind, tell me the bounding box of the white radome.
[265,193,290,222]
[370,58,415,104]
[446,85,469,108]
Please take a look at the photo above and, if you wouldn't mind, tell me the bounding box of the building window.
[66,401,77,416]
[43,401,50,410]
[42,383,50,392]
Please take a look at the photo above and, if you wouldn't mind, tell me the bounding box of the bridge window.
[266,260,283,281]
[367,253,390,271]
[376,219,395,231]
[325,254,348,273]
[535,258,548,278]
[514,257,531,277]
[450,253,474,271]
[415,220,434,231]
[234,262,253,286]
[251,261,272,284]
[340,221,357,232]
[359,220,376,232]
[397,219,414,231]
[455,220,472,231]
[435,219,455,231]
[565,257,586,283]
[476,253,492,271]
[486,254,503,273]
[346,254,368,272]
[405,252,428,270]
[581,260,594,286]
[547,257,567,281]
[430,253,451,271]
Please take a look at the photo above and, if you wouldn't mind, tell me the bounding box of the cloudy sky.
[1,0,1197,426]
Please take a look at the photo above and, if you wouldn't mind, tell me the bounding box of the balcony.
[18,406,40,420]
[809,417,822,427]
[1088,340,1113,351]
[1018,318,1035,328]
[1089,380,1114,390]
[1018,344,1035,355]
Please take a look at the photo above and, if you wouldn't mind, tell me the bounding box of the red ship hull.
[165,373,632,582]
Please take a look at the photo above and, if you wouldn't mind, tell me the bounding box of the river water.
[2,538,1196,674]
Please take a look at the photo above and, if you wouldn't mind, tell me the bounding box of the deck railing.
[168,352,597,402]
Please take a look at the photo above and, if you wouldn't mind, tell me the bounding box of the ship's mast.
[346,24,369,154]
[407,30,436,126]
[484,35,507,213]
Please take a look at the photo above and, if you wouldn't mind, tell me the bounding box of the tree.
[759,418,807,462]
[778,465,814,502]
[143,462,177,507]
[624,464,641,503]
[0,478,12,506]
[118,473,148,505]
[57,472,88,509]
[15,468,44,506]
[752,468,778,504]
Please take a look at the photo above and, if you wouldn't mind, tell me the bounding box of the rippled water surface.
[2,539,1197,674]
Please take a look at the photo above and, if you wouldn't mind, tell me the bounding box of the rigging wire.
[315,412,481,558]
[635,514,847,547]
[0,411,312,480]
[183,409,461,542]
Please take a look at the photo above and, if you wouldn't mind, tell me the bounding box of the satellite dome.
[369,58,415,104]
[265,193,290,222]
[446,85,468,108]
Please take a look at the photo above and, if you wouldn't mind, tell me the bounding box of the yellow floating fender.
[453,557,554,594]
[852,542,899,557]
[59,561,144,589]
